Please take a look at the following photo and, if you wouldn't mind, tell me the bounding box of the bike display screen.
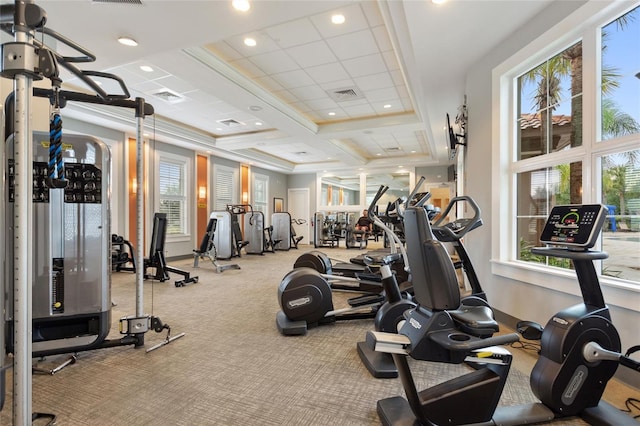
[539,204,607,249]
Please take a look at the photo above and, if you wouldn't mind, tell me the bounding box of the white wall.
[464,0,639,387]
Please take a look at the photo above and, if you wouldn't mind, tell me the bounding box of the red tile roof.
[520,113,572,130]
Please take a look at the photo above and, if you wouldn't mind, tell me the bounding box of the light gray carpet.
[0,244,633,425]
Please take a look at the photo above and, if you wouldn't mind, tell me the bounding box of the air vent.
[150,89,184,104]
[217,118,243,127]
[327,86,364,102]
[92,0,142,4]
[293,151,308,156]
[384,147,402,152]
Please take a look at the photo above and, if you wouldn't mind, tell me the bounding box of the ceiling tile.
[123,61,171,81]
[304,97,339,110]
[367,87,400,103]
[230,58,266,78]
[271,69,315,89]
[224,31,281,56]
[343,103,376,117]
[319,78,357,91]
[342,54,387,78]
[353,72,394,91]
[273,90,299,103]
[254,75,285,92]
[290,85,331,101]
[249,50,299,75]
[286,40,337,68]
[206,41,242,61]
[265,18,322,49]
[310,3,369,39]
[153,75,197,94]
[305,63,350,84]
[326,29,379,61]
[289,101,313,113]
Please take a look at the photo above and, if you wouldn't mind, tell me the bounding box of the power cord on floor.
[510,340,541,354]
[621,397,640,419]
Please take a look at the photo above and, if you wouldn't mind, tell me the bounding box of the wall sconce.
[131,178,137,194]
[242,191,248,203]
[198,186,207,200]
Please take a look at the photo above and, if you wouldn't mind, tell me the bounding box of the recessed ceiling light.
[244,37,256,47]
[232,0,250,12]
[411,150,416,153]
[331,14,345,24]
[383,104,391,109]
[117,37,137,47]
[398,165,404,168]
[255,122,263,126]
[249,105,262,111]
[328,112,336,116]
[139,65,154,72]
[432,0,447,4]
[376,153,381,156]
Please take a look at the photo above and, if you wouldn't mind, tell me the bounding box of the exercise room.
[1,0,639,424]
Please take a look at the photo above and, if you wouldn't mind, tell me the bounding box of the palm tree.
[521,8,638,204]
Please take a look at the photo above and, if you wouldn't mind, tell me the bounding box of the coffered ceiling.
[4,0,553,175]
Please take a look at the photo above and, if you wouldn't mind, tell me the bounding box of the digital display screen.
[539,204,607,248]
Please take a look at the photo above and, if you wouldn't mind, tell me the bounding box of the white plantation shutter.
[159,158,186,234]
[214,166,237,210]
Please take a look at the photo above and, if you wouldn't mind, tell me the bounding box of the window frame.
[491,0,640,311]
[156,151,191,241]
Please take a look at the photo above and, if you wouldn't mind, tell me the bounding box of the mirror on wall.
[320,175,360,207]
[365,172,411,213]
[317,169,415,211]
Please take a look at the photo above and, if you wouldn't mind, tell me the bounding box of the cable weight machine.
[1,2,184,422]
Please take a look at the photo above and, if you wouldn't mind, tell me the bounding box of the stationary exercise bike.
[367,204,639,425]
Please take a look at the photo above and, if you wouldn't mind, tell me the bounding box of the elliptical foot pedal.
[357,341,397,378]
[276,311,307,336]
[377,396,420,426]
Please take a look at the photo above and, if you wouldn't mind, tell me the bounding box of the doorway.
[288,188,310,244]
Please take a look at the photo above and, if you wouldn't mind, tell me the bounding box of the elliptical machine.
[276,185,413,336]
[367,204,639,425]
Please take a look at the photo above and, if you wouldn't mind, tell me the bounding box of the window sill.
[491,260,640,312]
[166,234,191,243]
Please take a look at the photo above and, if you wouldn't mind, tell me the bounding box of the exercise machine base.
[377,396,637,426]
[275,311,307,335]
[356,341,397,378]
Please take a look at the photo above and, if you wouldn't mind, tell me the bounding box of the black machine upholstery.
[144,213,198,286]
[403,206,498,337]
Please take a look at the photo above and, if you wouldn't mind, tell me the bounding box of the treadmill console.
[539,204,607,249]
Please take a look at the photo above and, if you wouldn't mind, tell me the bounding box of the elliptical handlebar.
[367,184,410,272]
[404,176,426,209]
[432,196,481,241]
[367,185,388,218]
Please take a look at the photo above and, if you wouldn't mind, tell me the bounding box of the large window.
[495,2,640,296]
[158,156,187,235]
